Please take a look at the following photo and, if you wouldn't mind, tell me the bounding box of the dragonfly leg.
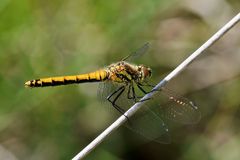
[144,81,155,87]
[127,85,133,99]
[127,84,137,101]
[137,84,148,94]
[136,84,153,102]
[107,86,130,120]
[107,85,125,100]
[138,82,164,95]
[131,85,139,102]
[138,83,162,94]
[138,81,155,87]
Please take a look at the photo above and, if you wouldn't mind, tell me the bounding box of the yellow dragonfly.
[25,43,200,143]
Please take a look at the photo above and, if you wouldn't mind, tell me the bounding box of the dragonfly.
[25,43,201,143]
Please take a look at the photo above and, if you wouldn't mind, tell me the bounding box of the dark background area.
[0,0,239,159]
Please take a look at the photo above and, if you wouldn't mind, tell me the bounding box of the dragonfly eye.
[141,66,152,78]
[147,67,152,77]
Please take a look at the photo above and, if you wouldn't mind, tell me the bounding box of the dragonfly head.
[138,65,152,81]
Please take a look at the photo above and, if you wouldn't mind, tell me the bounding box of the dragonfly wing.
[127,104,171,143]
[147,87,201,124]
[122,42,150,61]
[97,81,115,103]
[98,82,171,143]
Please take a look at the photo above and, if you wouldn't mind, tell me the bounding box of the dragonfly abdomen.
[25,70,108,87]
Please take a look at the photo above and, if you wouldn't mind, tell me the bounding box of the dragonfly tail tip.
[24,81,32,88]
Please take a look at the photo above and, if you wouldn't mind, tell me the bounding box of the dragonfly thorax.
[107,61,152,84]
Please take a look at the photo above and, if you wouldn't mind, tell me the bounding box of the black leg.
[138,82,163,93]
[107,86,127,116]
[127,84,141,102]
[127,84,133,99]
[111,86,125,107]
[107,85,125,100]
[138,81,155,87]
[137,84,148,94]
[145,81,155,87]
[137,83,162,93]
[131,85,138,102]
[136,84,153,102]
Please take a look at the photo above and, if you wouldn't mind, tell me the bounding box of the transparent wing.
[97,81,171,143]
[122,42,150,61]
[146,87,201,124]
[98,82,201,143]
[127,103,171,143]
[128,87,201,143]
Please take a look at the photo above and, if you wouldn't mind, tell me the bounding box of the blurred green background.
[0,0,240,159]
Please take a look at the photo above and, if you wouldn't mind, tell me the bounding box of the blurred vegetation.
[0,0,239,160]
